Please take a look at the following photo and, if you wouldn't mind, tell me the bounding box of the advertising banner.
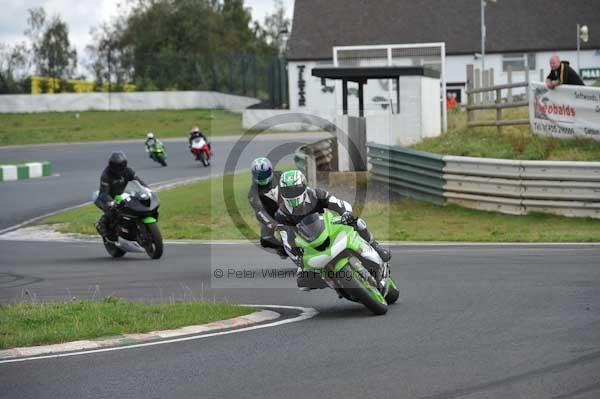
[529,82,600,141]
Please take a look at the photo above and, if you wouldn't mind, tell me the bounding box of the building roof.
[288,0,600,60]
[312,66,440,82]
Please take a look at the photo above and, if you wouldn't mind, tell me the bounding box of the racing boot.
[276,247,288,259]
[296,268,327,291]
[371,240,391,262]
[296,267,313,291]
[96,214,118,242]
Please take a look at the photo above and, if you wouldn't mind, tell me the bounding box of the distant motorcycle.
[94,181,163,259]
[149,141,168,167]
[190,137,211,166]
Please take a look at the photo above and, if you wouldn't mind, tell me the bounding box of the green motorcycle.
[294,209,399,315]
[149,141,168,166]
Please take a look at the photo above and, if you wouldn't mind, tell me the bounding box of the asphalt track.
[0,241,599,398]
[1,135,600,398]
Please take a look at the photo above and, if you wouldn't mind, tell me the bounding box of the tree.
[25,7,77,92]
[0,42,30,93]
[85,0,286,99]
[86,20,133,92]
[262,0,290,55]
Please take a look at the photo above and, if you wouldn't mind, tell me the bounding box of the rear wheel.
[337,263,388,315]
[160,158,167,167]
[104,240,126,258]
[142,223,163,259]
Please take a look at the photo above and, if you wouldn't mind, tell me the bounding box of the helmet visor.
[255,169,273,185]
[280,184,306,199]
[284,193,305,208]
[110,162,127,175]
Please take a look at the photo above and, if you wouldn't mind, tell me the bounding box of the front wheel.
[142,223,163,259]
[337,263,388,315]
[160,158,167,167]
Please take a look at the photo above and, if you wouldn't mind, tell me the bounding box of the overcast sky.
[0,0,294,59]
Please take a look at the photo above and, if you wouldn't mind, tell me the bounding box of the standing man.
[546,55,584,89]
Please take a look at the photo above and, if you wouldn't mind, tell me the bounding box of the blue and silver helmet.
[251,157,274,186]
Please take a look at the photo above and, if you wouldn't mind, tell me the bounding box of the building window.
[502,53,536,71]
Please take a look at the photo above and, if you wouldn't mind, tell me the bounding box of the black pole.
[342,79,348,115]
[396,77,400,114]
[358,81,364,117]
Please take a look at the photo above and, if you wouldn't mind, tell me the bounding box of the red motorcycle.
[190,137,211,166]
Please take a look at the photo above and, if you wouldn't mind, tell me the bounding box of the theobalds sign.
[529,82,600,141]
[580,68,600,80]
[297,65,306,107]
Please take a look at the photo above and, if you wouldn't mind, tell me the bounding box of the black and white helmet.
[279,170,307,209]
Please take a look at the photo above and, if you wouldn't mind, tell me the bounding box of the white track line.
[0,305,318,365]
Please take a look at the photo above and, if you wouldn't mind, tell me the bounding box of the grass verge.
[0,109,243,146]
[413,107,600,161]
[0,296,255,349]
[41,169,600,242]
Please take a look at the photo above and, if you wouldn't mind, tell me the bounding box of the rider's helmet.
[251,157,273,186]
[189,126,200,135]
[279,170,307,209]
[108,151,128,177]
[146,132,154,139]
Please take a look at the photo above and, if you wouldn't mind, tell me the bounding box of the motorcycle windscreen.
[191,138,206,148]
[296,213,325,243]
[124,180,148,197]
[122,180,159,212]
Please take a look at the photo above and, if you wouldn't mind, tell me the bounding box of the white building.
[286,0,600,117]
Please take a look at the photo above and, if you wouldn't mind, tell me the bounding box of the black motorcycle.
[95,181,163,259]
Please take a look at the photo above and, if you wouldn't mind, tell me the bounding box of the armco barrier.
[367,143,600,218]
[367,143,446,205]
[0,162,51,182]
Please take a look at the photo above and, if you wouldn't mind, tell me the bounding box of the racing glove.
[340,211,357,225]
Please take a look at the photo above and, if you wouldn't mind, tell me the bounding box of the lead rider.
[275,170,390,272]
[95,151,147,241]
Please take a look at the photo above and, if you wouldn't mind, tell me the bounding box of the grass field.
[3,106,600,161]
[413,107,600,161]
[0,296,254,349]
[0,109,242,146]
[42,169,600,242]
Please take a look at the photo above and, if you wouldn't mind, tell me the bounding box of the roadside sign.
[580,68,600,80]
